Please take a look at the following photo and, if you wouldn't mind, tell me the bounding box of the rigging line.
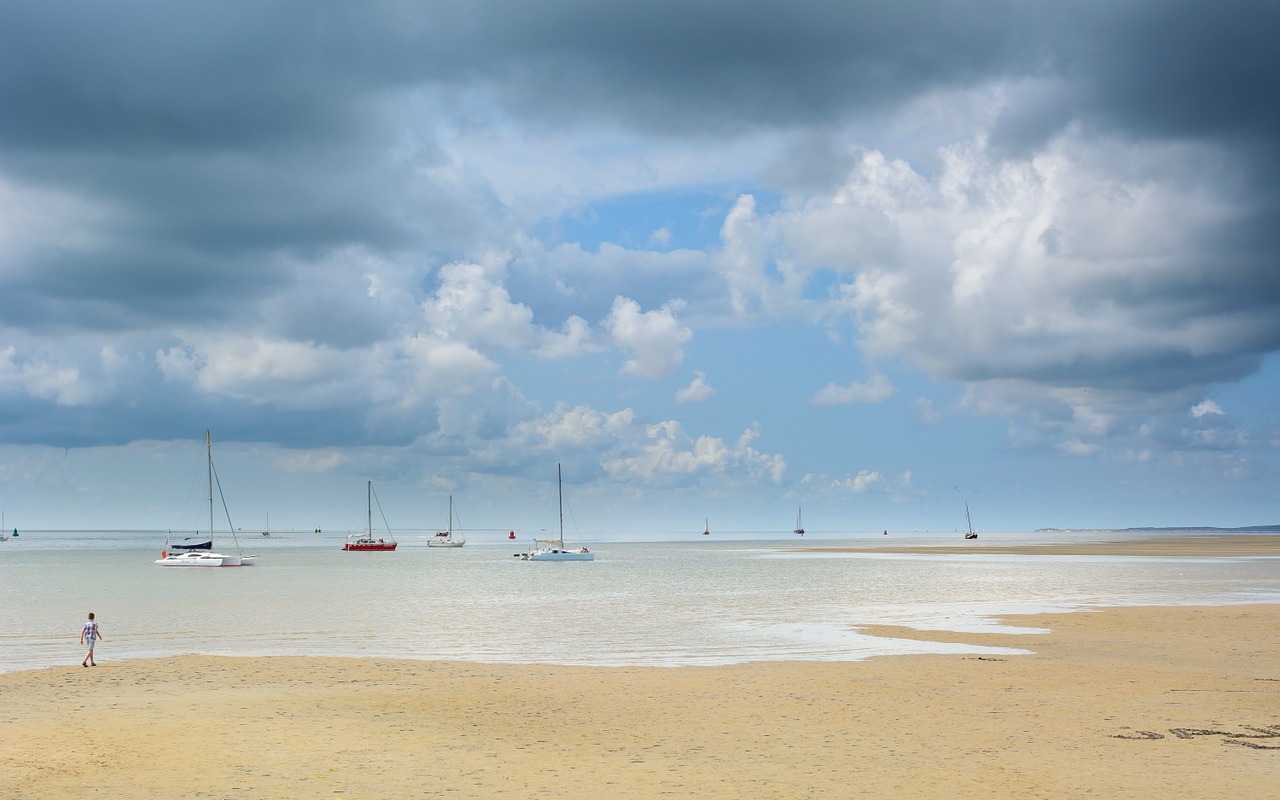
[210,460,243,551]
[370,483,394,535]
[562,484,580,538]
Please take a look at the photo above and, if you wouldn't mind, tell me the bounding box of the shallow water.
[3,530,1278,673]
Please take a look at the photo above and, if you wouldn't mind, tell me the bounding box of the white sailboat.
[793,506,805,536]
[703,518,710,536]
[428,495,466,548]
[157,431,258,567]
[343,481,398,551]
[520,464,594,561]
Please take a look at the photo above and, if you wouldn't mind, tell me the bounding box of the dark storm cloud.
[5,2,1275,150]
[1057,1,1280,145]
[469,0,1032,132]
[0,1,1036,149]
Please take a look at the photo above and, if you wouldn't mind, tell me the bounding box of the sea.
[3,528,1279,674]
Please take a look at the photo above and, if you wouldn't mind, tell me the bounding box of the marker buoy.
[508,531,515,540]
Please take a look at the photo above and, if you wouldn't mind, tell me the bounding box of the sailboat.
[428,495,466,548]
[343,481,398,551]
[520,464,594,561]
[964,503,978,539]
[156,431,258,567]
[262,512,271,537]
[794,506,805,536]
[703,518,710,536]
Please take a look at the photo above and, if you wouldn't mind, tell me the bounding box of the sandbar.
[2,603,1278,798]
[801,533,1280,557]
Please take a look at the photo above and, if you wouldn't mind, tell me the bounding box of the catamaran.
[428,495,465,548]
[343,481,398,551]
[156,431,258,567]
[520,464,594,561]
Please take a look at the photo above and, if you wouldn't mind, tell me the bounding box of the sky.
[2,1,1279,536]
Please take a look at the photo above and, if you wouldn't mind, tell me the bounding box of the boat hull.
[343,541,397,551]
[522,549,594,561]
[155,552,241,567]
[427,540,464,548]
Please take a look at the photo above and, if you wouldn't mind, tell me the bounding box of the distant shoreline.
[799,534,1280,557]
[1035,524,1280,533]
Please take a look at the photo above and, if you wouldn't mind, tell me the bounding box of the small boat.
[343,481,398,551]
[794,506,805,536]
[520,464,594,561]
[964,503,978,539]
[427,496,465,548]
[157,431,257,567]
[703,518,710,536]
[262,512,271,536]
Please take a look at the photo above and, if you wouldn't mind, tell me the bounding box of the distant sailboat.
[794,506,805,536]
[428,495,466,548]
[964,503,978,539]
[343,481,398,551]
[520,463,594,561]
[703,518,710,536]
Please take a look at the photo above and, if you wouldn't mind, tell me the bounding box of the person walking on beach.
[80,612,103,667]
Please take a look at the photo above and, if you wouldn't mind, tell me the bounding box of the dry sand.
[3,601,1277,799]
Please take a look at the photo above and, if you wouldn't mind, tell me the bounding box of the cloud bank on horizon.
[1,1,1277,530]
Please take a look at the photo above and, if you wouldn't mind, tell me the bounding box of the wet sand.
[3,603,1278,798]
[802,533,1280,557]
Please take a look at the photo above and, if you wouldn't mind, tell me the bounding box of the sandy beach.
[3,600,1277,798]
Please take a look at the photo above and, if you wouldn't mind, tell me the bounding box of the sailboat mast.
[367,480,372,537]
[206,430,214,537]
[557,463,564,542]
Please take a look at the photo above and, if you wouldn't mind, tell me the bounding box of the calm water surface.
[3,529,1278,673]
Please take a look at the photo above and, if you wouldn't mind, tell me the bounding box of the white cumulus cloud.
[1190,399,1224,418]
[605,296,692,379]
[811,373,894,405]
[675,370,716,404]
